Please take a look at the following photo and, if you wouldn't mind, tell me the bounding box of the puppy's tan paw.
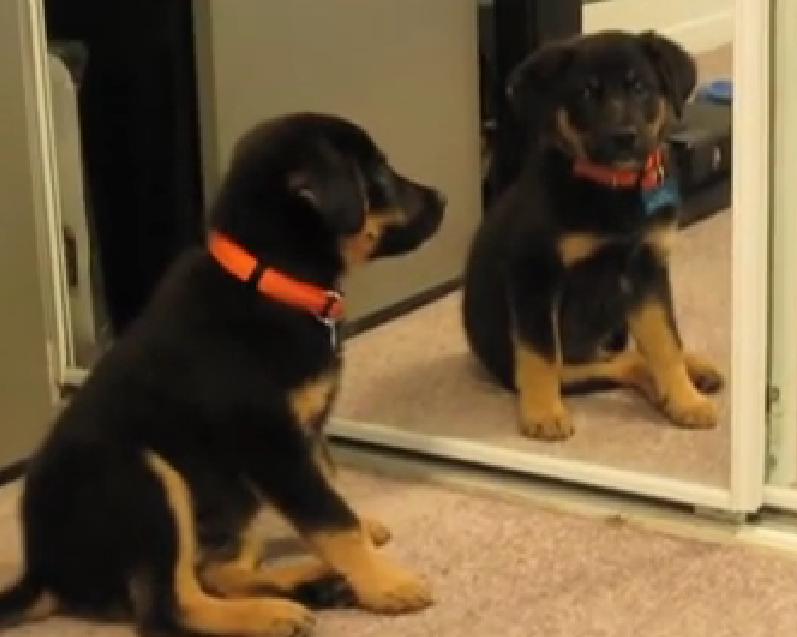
[663,392,718,429]
[250,599,315,637]
[685,353,725,394]
[362,518,392,547]
[519,402,574,440]
[352,561,433,614]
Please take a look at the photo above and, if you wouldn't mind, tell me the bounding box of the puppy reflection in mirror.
[463,31,724,441]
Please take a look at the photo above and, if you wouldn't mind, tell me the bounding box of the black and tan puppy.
[463,31,723,440]
[0,113,445,635]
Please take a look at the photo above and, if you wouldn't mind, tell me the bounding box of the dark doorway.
[479,0,582,205]
[44,0,205,335]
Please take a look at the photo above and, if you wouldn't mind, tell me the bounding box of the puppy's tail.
[0,572,57,628]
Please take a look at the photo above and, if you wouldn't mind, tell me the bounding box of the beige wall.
[583,0,733,53]
[0,0,58,466]
[194,0,482,320]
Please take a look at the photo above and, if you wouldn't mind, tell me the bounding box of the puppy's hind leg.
[561,349,658,402]
[140,451,314,637]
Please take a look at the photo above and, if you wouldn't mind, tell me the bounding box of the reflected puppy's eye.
[626,70,647,95]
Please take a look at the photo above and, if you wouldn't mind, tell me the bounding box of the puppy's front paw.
[663,391,718,429]
[351,560,433,614]
[251,598,315,637]
[519,401,574,440]
[685,353,725,394]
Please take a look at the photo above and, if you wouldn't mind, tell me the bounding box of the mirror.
[334,1,735,491]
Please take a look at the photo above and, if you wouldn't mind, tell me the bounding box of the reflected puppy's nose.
[610,128,638,152]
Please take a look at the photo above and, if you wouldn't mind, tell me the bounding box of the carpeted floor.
[336,45,734,488]
[3,469,797,637]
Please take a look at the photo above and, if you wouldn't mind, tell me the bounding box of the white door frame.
[332,0,771,514]
[762,0,797,511]
[726,0,770,512]
[21,0,770,512]
[18,0,74,387]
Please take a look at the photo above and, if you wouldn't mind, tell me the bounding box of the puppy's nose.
[610,128,638,152]
[434,189,448,208]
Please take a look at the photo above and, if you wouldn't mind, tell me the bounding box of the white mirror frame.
[762,0,797,511]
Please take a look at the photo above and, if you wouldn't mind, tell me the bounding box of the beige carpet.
[3,469,797,637]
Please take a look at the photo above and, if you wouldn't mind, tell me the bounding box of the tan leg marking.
[289,371,338,433]
[514,336,572,440]
[233,507,272,571]
[561,349,658,402]
[201,513,391,599]
[143,452,314,637]
[557,233,607,267]
[628,303,718,427]
[202,558,332,600]
[305,525,432,614]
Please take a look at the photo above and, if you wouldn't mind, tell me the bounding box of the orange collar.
[573,148,665,190]
[209,232,344,322]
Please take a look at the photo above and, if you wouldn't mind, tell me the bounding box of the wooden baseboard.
[343,278,461,339]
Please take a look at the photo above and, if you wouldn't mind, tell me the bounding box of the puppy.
[462,31,723,440]
[0,113,445,635]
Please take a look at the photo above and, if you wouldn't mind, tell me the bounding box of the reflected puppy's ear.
[506,40,574,123]
[638,31,697,118]
[287,140,366,235]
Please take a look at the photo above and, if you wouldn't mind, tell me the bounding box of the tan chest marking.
[557,233,607,267]
[647,97,671,140]
[289,371,339,431]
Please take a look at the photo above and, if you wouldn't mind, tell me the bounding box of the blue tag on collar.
[641,176,680,216]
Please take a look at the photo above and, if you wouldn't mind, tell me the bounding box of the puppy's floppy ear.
[506,41,574,122]
[287,140,366,235]
[638,31,697,118]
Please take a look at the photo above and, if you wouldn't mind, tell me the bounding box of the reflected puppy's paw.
[685,353,725,394]
[518,401,574,440]
[662,391,718,429]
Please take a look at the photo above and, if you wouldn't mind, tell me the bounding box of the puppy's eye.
[625,72,647,95]
[374,168,394,193]
[368,168,394,206]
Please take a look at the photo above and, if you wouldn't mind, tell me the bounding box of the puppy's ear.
[506,41,574,122]
[287,141,366,235]
[638,31,696,118]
